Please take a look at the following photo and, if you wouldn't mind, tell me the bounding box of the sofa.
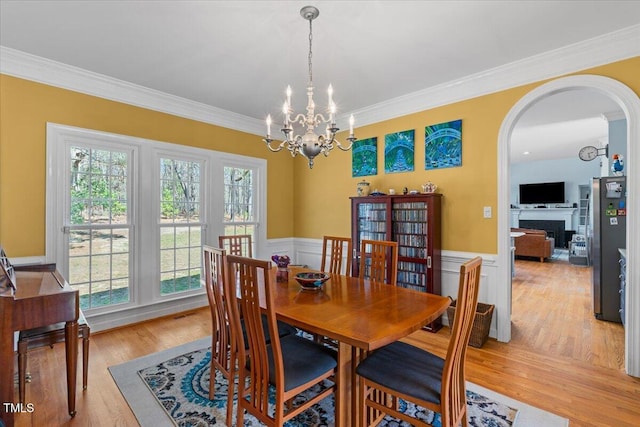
[511,227,555,262]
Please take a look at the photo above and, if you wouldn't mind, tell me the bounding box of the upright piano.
[1,263,79,427]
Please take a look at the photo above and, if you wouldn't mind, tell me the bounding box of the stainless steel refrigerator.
[590,176,626,322]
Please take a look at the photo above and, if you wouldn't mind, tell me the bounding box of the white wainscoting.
[11,240,499,338]
[273,238,500,339]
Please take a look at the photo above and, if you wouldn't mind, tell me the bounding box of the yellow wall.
[1,57,639,257]
[293,57,640,253]
[0,75,294,256]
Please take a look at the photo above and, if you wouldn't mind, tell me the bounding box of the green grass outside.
[80,273,202,310]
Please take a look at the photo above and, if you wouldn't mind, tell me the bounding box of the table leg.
[336,342,353,427]
[351,347,363,427]
[64,320,78,417]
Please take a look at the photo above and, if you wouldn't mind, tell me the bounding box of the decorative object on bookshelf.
[356,179,371,196]
[422,181,438,193]
[351,193,442,331]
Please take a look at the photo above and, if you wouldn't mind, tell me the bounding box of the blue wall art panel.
[425,119,462,170]
[384,130,415,174]
[352,137,378,177]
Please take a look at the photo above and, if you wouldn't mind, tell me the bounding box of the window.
[222,166,257,252]
[159,157,203,295]
[47,123,266,318]
[67,145,132,310]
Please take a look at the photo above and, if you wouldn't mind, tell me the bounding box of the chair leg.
[226,371,235,427]
[358,377,366,427]
[18,340,27,405]
[208,360,216,400]
[82,326,90,390]
[236,401,245,427]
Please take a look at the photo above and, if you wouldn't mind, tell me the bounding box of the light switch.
[483,206,492,218]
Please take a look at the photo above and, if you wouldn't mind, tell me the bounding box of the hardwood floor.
[12,258,640,426]
[510,256,625,370]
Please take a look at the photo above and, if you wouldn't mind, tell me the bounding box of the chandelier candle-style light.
[263,5,356,169]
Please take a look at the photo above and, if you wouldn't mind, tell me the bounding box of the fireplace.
[519,220,565,248]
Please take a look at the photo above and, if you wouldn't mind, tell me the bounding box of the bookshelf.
[351,194,442,331]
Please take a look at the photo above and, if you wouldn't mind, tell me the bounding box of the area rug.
[109,337,568,427]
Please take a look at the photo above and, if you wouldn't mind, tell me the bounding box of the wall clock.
[578,145,607,161]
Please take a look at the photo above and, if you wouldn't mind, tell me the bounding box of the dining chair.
[203,246,297,425]
[359,239,399,286]
[225,254,338,426]
[321,235,353,276]
[355,256,483,427]
[202,245,237,426]
[218,234,252,257]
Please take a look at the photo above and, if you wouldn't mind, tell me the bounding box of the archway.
[496,75,639,376]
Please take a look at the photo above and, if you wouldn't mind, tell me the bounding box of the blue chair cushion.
[241,315,297,347]
[267,335,337,392]
[274,318,298,339]
[356,340,444,405]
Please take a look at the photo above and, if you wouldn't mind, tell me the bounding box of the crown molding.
[2,25,639,135]
[0,46,266,136]
[349,24,640,127]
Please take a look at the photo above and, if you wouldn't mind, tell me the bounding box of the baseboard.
[86,295,209,333]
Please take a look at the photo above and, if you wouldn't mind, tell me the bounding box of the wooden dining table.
[264,267,451,427]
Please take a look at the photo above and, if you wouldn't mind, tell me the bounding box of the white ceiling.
[1,1,638,162]
[511,89,622,163]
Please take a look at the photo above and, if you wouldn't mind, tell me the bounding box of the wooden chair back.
[218,234,253,257]
[321,235,353,276]
[226,254,336,426]
[359,239,398,286]
[441,255,482,426]
[225,255,283,425]
[202,245,236,426]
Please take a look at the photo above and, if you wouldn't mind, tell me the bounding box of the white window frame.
[46,124,139,314]
[153,150,208,299]
[211,154,267,257]
[46,123,266,319]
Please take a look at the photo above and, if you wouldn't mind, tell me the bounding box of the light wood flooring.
[12,258,640,426]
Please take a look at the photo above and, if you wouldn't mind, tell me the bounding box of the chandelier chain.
[308,18,313,85]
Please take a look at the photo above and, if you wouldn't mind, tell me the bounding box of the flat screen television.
[519,181,565,204]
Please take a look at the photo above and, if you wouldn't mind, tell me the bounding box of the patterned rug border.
[109,337,568,427]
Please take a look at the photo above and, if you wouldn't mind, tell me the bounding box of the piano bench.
[17,310,90,405]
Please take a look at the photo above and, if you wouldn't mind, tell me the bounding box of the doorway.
[496,75,640,377]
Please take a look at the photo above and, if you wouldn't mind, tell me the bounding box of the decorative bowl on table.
[295,272,330,291]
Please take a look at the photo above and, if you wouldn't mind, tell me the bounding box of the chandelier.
[263,5,356,169]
